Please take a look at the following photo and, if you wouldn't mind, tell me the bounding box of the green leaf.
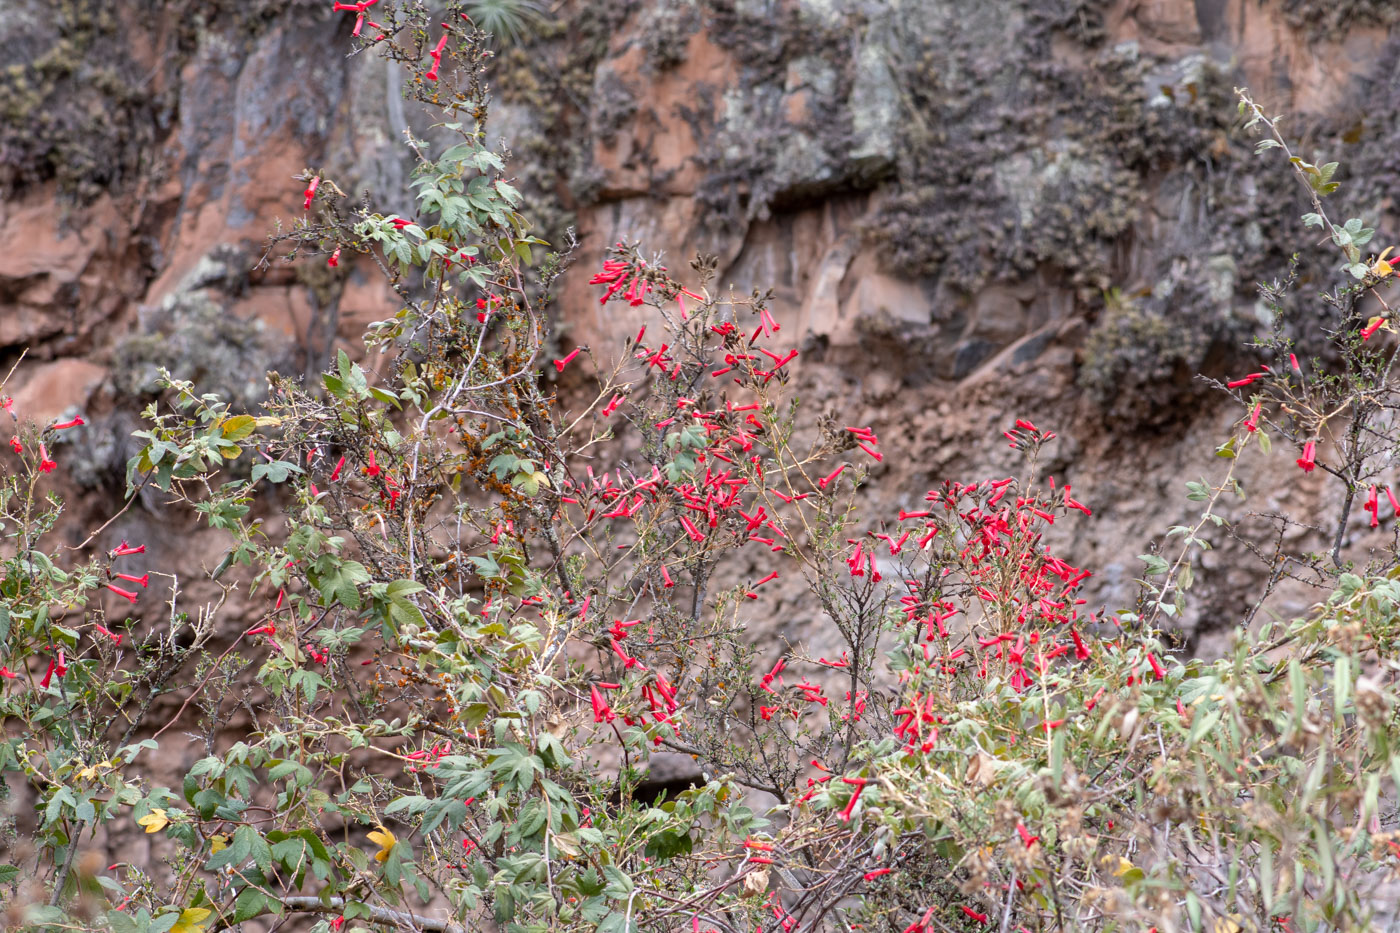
[233,888,276,923]
[643,830,693,862]
[495,180,521,205]
[577,868,607,897]
[25,906,70,925]
[387,579,425,598]
[1333,654,1351,722]
[251,461,303,484]
[602,864,634,897]
[106,910,140,933]
[1188,709,1220,748]
[368,386,402,410]
[1138,554,1170,577]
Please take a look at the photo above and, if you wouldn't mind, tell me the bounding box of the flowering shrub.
[8,10,1400,933]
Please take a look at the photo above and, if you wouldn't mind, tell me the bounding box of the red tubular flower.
[245,624,276,636]
[364,449,381,477]
[1147,651,1165,681]
[330,455,346,481]
[0,666,16,679]
[1243,400,1261,433]
[303,176,320,209]
[1290,352,1301,373]
[837,776,868,823]
[114,573,149,588]
[1387,486,1400,514]
[38,443,56,473]
[759,658,785,693]
[960,905,990,924]
[1070,627,1091,660]
[1296,440,1317,473]
[610,638,643,670]
[1063,489,1092,516]
[679,515,705,542]
[8,437,20,454]
[328,247,341,268]
[1366,485,1380,528]
[1363,317,1386,341]
[590,684,615,723]
[903,907,935,933]
[106,584,139,604]
[112,541,145,556]
[553,348,582,373]
[51,416,84,430]
[1016,821,1040,848]
[863,868,892,881]
[39,659,57,688]
[818,464,847,490]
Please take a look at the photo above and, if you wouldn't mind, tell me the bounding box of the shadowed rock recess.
[3,0,1400,653]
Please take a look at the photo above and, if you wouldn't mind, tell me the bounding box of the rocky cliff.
[4,0,1400,653]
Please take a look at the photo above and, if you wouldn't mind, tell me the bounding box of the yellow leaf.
[367,824,397,863]
[1374,247,1396,277]
[218,415,257,442]
[170,907,212,933]
[1211,915,1244,933]
[77,759,118,782]
[209,834,229,854]
[1100,854,1136,877]
[138,809,169,834]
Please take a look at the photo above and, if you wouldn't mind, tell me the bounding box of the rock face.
[3,0,1399,650]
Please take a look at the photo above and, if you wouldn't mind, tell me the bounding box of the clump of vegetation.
[9,9,1400,933]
